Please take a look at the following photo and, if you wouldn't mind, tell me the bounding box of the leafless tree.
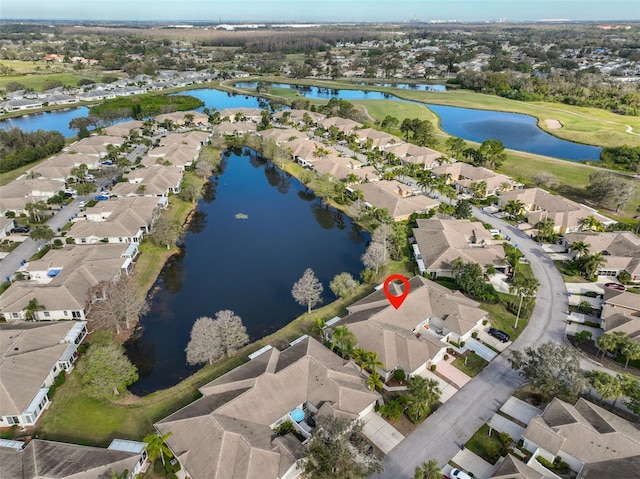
[185,310,249,365]
[371,222,394,262]
[531,171,559,189]
[88,274,149,334]
[362,241,387,274]
[151,210,180,249]
[292,268,324,314]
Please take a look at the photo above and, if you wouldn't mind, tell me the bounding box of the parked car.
[11,225,31,234]
[78,201,87,209]
[489,328,510,343]
[605,282,625,291]
[451,469,472,479]
[94,194,110,201]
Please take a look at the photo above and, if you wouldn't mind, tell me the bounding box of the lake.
[232,82,602,162]
[1,84,601,161]
[126,147,369,394]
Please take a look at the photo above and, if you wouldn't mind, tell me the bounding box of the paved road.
[375,207,569,478]
[0,197,89,280]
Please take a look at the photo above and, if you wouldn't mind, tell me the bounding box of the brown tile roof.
[491,455,544,479]
[413,218,508,273]
[355,181,439,220]
[524,397,640,465]
[156,337,378,479]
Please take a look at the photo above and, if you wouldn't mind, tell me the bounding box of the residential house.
[110,165,183,198]
[217,107,263,123]
[354,180,439,221]
[491,455,545,479]
[0,321,87,427]
[0,438,147,479]
[0,179,65,216]
[311,154,375,182]
[564,231,640,281]
[285,139,336,167]
[521,397,640,479]
[160,130,211,147]
[258,127,309,145]
[78,89,116,101]
[384,142,442,169]
[498,188,615,234]
[0,98,43,112]
[272,109,326,127]
[103,120,144,138]
[432,162,517,198]
[65,136,126,159]
[319,117,363,134]
[145,143,200,170]
[354,128,399,150]
[212,120,258,136]
[42,93,78,106]
[67,197,161,245]
[412,218,509,278]
[0,243,137,322]
[0,217,15,238]
[154,337,380,479]
[339,276,488,379]
[155,111,209,127]
[601,288,640,345]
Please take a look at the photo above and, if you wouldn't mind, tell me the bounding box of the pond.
[232,82,601,162]
[2,84,601,161]
[126,147,369,394]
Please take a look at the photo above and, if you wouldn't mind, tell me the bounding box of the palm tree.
[352,348,367,371]
[484,264,497,278]
[363,350,384,375]
[585,370,623,408]
[331,325,356,356]
[570,240,590,258]
[414,459,443,479]
[597,332,625,359]
[111,470,129,479]
[583,252,606,279]
[311,318,326,341]
[367,371,383,391]
[406,376,441,421]
[581,215,604,232]
[417,171,435,194]
[620,337,640,369]
[503,199,525,219]
[144,431,174,466]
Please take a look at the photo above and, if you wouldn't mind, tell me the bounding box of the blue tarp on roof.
[47,269,61,277]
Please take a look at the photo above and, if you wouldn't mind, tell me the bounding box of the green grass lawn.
[465,424,511,465]
[0,69,107,91]
[481,293,530,341]
[452,352,489,377]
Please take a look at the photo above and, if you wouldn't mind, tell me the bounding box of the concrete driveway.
[499,397,541,425]
[487,414,525,441]
[418,369,459,403]
[463,338,498,362]
[362,411,405,455]
[435,357,472,389]
[450,449,496,479]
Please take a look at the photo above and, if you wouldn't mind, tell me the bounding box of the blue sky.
[1,0,638,22]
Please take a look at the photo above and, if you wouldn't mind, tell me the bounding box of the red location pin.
[383,274,411,310]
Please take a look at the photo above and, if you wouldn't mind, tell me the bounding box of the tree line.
[0,127,65,173]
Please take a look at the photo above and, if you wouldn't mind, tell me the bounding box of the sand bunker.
[545,119,563,129]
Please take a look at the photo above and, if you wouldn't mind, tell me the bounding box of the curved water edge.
[231,81,602,162]
[126,147,370,395]
[2,82,601,161]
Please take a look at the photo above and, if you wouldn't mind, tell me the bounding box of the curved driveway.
[375,207,569,478]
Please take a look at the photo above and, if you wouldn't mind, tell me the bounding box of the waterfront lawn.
[452,352,488,378]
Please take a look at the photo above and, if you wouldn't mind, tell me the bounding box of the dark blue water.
[427,104,602,162]
[127,148,369,394]
[0,106,89,137]
[235,81,447,92]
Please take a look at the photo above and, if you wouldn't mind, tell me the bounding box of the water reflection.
[187,210,208,234]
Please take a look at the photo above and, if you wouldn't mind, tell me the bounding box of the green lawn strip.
[0,70,107,91]
[465,424,509,465]
[481,295,528,341]
[553,260,591,284]
[452,353,488,378]
[36,281,379,446]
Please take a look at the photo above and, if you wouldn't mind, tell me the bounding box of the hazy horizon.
[2,0,638,23]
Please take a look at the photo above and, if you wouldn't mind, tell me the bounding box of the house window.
[63,311,68,316]
[12,313,19,318]
[43,311,50,318]
[53,365,57,373]
[72,311,81,319]
[81,238,86,243]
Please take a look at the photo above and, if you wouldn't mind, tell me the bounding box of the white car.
[78,201,87,209]
[451,469,472,479]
